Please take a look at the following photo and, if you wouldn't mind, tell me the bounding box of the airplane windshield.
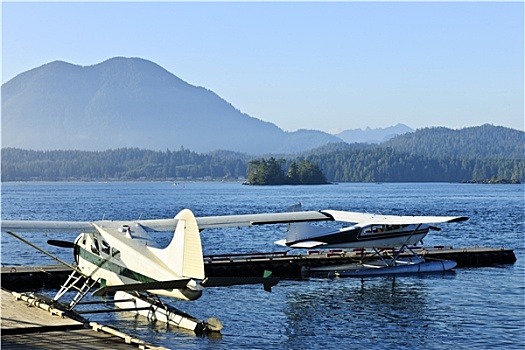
[91,239,100,255]
[101,240,110,255]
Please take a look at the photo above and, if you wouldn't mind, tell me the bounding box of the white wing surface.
[322,210,468,226]
[195,211,331,229]
[1,210,467,234]
[1,220,95,233]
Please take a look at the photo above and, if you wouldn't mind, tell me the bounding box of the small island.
[244,157,328,185]
[461,177,521,184]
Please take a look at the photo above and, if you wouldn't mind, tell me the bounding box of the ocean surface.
[1,182,524,349]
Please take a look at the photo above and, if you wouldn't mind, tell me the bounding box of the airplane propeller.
[47,239,76,248]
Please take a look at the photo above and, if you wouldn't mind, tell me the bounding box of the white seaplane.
[274,203,468,277]
[193,203,468,277]
[1,209,282,333]
[1,204,467,331]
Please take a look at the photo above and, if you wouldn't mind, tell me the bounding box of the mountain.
[335,123,413,143]
[1,57,343,154]
[383,124,524,159]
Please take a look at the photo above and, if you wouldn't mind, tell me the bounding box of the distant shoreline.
[461,178,521,184]
[1,179,521,184]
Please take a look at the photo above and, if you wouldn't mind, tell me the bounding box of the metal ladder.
[54,270,99,310]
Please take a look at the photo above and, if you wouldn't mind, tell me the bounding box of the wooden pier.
[1,289,167,349]
[203,245,516,279]
[1,246,516,290]
[0,246,516,348]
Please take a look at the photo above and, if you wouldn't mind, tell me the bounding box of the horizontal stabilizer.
[289,241,327,249]
[201,276,279,292]
[92,279,190,297]
[274,239,288,247]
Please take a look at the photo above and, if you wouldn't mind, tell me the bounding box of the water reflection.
[283,275,457,349]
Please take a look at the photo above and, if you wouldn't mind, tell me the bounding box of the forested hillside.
[2,146,522,183]
[2,125,523,183]
[307,147,523,182]
[1,148,248,181]
[383,124,523,159]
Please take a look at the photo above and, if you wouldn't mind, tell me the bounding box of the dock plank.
[1,289,167,349]
[1,329,142,350]
[1,289,83,333]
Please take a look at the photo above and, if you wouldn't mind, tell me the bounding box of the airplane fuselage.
[286,223,429,249]
[74,223,203,301]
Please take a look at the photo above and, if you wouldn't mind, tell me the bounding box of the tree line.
[1,148,247,181]
[1,147,523,183]
[308,147,523,183]
[383,125,524,160]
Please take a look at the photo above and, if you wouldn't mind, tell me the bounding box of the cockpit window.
[111,247,121,258]
[91,239,100,255]
[101,240,110,255]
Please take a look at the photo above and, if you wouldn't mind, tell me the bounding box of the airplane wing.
[322,210,468,226]
[92,279,191,297]
[195,211,331,229]
[201,276,280,292]
[1,210,467,233]
[0,212,328,234]
[1,220,95,233]
[0,219,181,233]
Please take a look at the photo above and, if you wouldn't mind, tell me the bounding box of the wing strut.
[5,231,82,274]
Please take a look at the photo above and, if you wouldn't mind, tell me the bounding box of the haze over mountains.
[2,57,416,154]
[335,124,413,144]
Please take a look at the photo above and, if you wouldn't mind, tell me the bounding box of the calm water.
[1,182,524,349]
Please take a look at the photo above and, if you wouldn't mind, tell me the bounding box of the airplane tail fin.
[161,209,205,280]
[285,203,327,243]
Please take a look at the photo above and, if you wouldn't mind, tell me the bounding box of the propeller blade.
[47,239,76,248]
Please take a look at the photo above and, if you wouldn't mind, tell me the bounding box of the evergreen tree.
[287,162,300,184]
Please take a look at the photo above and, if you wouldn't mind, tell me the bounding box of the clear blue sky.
[2,1,523,132]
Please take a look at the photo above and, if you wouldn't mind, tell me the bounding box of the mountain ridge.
[335,123,413,143]
[3,57,518,155]
[2,57,347,154]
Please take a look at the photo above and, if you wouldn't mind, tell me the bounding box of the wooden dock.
[1,289,167,349]
[1,246,516,290]
[0,246,516,348]
[203,245,517,279]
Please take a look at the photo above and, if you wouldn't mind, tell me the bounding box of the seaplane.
[192,203,468,278]
[273,203,469,277]
[1,204,468,331]
[1,208,282,333]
